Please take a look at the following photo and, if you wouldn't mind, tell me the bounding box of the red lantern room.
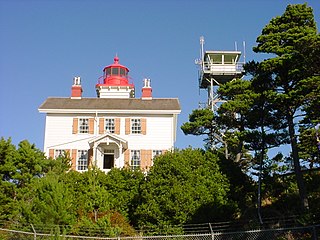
[96,56,135,98]
[98,56,133,87]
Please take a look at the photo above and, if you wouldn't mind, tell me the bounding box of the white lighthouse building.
[39,56,181,172]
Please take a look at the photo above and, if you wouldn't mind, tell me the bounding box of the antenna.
[200,36,205,64]
[235,41,238,51]
[243,41,246,63]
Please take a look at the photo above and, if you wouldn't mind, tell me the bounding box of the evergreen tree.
[253,3,319,211]
[181,108,216,149]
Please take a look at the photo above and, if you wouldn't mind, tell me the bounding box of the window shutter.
[141,118,147,135]
[72,118,78,134]
[89,118,94,134]
[99,118,105,134]
[124,149,130,167]
[49,149,54,158]
[141,149,152,171]
[71,149,77,170]
[115,118,120,134]
[125,118,130,135]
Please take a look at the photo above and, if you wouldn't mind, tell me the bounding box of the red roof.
[103,56,129,72]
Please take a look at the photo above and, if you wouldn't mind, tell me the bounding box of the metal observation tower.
[195,36,245,148]
[196,36,244,112]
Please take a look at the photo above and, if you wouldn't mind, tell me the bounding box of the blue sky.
[0,0,319,151]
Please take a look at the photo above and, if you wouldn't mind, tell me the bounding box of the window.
[77,150,88,171]
[54,149,64,158]
[106,68,111,76]
[79,118,89,133]
[152,150,163,166]
[152,150,163,159]
[131,119,141,134]
[105,118,115,133]
[111,67,119,75]
[120,68,126,76]
[130,150,140,170]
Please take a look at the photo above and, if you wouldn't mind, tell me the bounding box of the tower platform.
[199,50,244,88]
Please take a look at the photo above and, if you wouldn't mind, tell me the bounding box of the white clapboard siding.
[44,115,93,151]
[44,113,176,159]
[119,116,173,149]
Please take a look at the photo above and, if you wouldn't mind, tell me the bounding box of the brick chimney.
[141,78,152,100]
[71,76,83,99]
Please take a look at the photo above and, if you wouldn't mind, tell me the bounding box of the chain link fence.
[0,224,319,240]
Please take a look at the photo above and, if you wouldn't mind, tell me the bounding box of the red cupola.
[98,56,134,87]
[96,56,135,99]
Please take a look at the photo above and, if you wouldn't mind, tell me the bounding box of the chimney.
[71,76,83,99]
[141,78,152,100]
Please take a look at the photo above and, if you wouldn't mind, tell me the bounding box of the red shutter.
[72,118,78,134]
[115,118,120,134]
[141,149,152,171]
[141,118,147,135]
[125,118,130,135]
[124,149,130,167]
[99,118,105,134]
[71,149,77,170]
[49,149,54,158]
[89,118,94,134]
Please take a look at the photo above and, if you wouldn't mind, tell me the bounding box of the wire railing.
[0,225,319,240]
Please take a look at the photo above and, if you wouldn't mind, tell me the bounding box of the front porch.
[88,133,128,172]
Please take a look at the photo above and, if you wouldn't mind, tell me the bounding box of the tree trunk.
[287,114,309,211]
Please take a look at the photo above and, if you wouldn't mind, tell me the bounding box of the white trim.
[39,109,181,114]
[88,132,128,149]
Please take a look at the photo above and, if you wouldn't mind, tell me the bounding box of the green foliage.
[181,109,216,149]
[0,138,56,223]
[253,4,317,56]
[216,152,255,216]
[298,126,320,168]
[135,148,234,233]
[1,5,319,234]
[72,210,136,237]
[21,172,76,226]
[104,168,144,221]
[181,2,319,219]
[0,138,18,221]
[252,3,319,211]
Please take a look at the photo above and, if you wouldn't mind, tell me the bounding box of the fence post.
[31,224,36,240]
[312,226,318,240]
[209,223,215,240]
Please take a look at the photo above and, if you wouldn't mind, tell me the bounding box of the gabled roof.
[88,132,128,149]
[39,97,181,114]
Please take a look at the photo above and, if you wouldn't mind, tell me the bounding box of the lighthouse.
[39,56,181,172]
[96,56,135,98]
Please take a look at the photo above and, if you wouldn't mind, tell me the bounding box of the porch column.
[92,142,99,167]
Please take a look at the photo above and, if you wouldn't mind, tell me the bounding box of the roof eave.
[38,108,181,114]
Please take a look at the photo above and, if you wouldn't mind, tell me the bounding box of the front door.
[103,154,114,169]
